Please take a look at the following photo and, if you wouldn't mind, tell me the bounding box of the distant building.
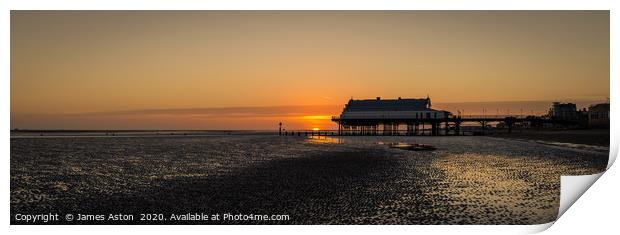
[549,102,578,120]
[338,96,449,120]
[588,103,610,128]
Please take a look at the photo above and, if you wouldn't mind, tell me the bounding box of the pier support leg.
[394,123,398,136]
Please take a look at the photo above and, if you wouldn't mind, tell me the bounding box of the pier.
[331,114,581,136]
[277,115,581,137]
[279,96,585,137]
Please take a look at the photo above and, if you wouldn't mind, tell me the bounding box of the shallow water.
[10,134,608,224]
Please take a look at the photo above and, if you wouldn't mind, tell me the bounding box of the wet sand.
[10,134,608,224]
[489,129,609,147]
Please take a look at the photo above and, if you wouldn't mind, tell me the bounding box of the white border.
[3,1,618,234]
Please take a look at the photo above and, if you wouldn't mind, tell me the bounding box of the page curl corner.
[557,172,604,220]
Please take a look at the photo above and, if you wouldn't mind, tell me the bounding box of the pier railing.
[332,114,540,121]
[454,115,535,119]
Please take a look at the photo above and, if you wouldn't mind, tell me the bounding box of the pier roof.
[343,97,433,112]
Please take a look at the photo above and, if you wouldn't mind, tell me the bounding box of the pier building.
[332,96,451,135]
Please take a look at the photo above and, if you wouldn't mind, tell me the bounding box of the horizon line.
[11,98,610,116]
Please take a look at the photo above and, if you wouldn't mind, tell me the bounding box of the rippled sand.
[10,134,608,224]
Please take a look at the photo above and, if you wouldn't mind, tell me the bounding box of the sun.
[312,127,320,131]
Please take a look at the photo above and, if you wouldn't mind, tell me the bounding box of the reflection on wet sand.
[305,135,344,144]
[427,154,559,224]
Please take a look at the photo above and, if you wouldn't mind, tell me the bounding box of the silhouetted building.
[339,96,448,120]
[549,102,578,120]
[332,96,451,136]
[588,103,610,128]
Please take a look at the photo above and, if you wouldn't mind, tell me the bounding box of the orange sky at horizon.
[11,11,609,130]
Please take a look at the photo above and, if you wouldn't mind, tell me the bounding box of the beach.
[10,133,608,225]
[489,129,610,147]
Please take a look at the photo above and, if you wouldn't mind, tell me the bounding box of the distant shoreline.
[11,129,610,148]
[488,129,610,147]
[10,129,275,132]
[10,130,279,139]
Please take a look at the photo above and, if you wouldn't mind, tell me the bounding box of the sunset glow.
[300,115,332,120]
[10,11,609,130]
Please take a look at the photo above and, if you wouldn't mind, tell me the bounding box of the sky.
[11,11,609,130]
